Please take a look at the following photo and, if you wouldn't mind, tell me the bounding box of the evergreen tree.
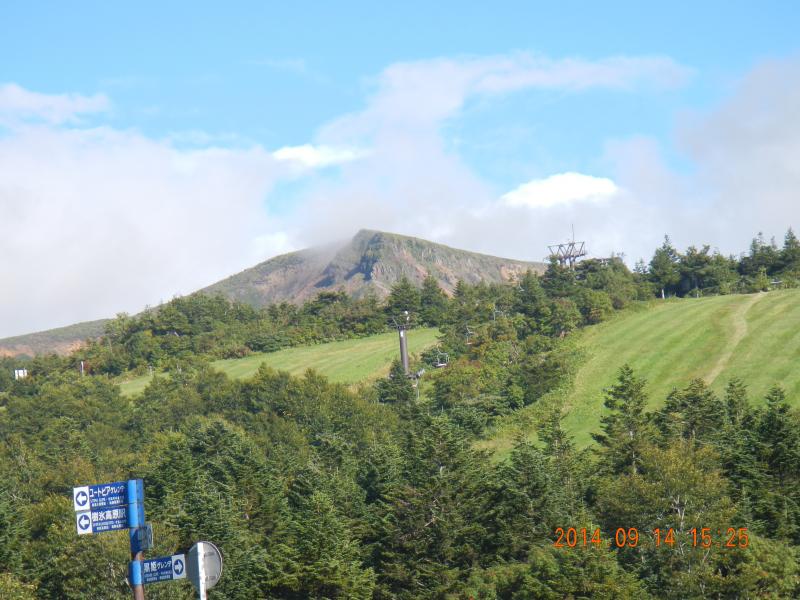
[755,386,800,541]
[595,441,753,599]
[0,573,36,600]
[717,380,764,521]
[487,440,561,561]
[541,258,577,298]
[678,244,712,295]
[546,297,581,335]
[418,275,448,326]
[649,235,681,298]
[372,416,491,598]
[781,227,800,274]
[593,365,649,475]
[740,232,780,277]
[539,411,582,517]
[386,277,421,319]
[575,289,613,325]
[750,267,771,292]
[0,485,21,573]
[288,491,376,599]
[705,251,740,294]
[513,270,550,336]
[724,378,749,426]
[656,379,725,445]
[375,359,414,404]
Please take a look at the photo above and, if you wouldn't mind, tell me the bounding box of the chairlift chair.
[465,325,474,345]
[435,350,449,368]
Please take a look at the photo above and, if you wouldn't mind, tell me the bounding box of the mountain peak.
[0,230,546,356]
[201,230,545,306]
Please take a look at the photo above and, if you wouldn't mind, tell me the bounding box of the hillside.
[119,326,440,396]
[200,229,546,307]
[485,289,800,450]
[0,318,109,358]
[6,260,800,599]
[1,230,544,357]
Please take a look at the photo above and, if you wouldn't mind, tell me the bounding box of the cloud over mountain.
[3,54,800,338]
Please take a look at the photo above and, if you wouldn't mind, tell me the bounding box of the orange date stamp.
[553,527,749,549]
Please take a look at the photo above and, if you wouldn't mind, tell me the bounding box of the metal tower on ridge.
[548,225,587,269]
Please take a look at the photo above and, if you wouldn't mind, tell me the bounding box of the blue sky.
[1,1,799,335]
[3,1,795,164]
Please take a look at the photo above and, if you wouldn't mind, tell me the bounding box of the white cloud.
[320,53,690,141]
[476,55,690,93]
[272,144,368,168]
[502,172,619,208]
[677,59,800,239]
[284,54,800,268]
[595,58,800,261]
[0,83,109,125]
[282,52,688,251]
[11,54,800,338]
[252,231,295,258]
[0,122,283,337]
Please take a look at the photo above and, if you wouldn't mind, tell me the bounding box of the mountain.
[0,319,109,358]
[0,230,546,356]
[200,229,546,306]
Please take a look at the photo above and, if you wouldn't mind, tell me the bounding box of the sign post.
[127,479,146,600]
[73,478,194,598]
[187,541,223,600]
[73,479,148,600]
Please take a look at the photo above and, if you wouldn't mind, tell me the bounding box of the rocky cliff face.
[200,229,546,306]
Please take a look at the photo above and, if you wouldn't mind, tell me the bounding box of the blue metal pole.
[127,479,146,600]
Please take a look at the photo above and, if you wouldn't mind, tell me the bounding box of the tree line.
[643,229,800,298]
[1,355,798,597]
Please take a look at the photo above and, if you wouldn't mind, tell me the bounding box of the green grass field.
[119,290,800,452]
[485,289,800,451]
[562,289,800,445]
[118,327,440,396]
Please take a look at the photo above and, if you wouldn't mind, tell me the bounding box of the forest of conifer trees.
[1,232,799,598]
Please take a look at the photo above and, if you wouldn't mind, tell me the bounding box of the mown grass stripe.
[118,327,440,396]
[532,290,800,449]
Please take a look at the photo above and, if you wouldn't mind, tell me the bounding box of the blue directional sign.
[73,481,127,512]
[141,555,187,584]
[75,506,129,535]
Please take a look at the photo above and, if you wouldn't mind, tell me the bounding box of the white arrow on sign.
[76,511,93,535]
[73,486,90,511]
[172,555,186,579]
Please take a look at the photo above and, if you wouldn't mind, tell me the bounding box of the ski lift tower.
[392,311,411,376]
[548,227,587,269]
